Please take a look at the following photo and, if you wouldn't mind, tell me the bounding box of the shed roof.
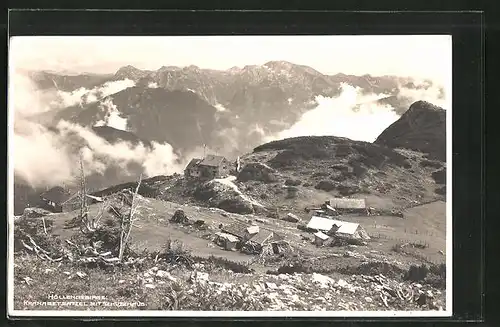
[221,221,249,239]
[199,155,226,167]
[40,186,73,204]
[330,198,366,209]
[248,227,284,245]
[215,232,240,243]
[314,231,330,240]
[307,216,360,235]
[249,230,273,245]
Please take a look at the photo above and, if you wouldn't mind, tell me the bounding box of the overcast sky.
[10,35,452,84]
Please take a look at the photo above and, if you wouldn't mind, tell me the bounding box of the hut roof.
[330,198,366,209]
[249,228,283,245]
[199,155,226,167]
[40,186,74,204]
[185,158,202,170]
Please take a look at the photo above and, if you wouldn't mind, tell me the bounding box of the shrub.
[157,239,193,267]
[200,255,254,274]
[277,261,311,274]
[404,264,429,282]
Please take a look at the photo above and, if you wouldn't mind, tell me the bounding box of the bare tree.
[118,174,142,262]
[78,153,90,232]
[78,152,108,233]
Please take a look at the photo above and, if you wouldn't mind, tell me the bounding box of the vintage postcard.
[8,35,452,317]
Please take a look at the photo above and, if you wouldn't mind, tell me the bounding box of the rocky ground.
[14,252,445,312]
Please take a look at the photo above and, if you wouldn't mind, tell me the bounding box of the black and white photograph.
[8,35,452,317]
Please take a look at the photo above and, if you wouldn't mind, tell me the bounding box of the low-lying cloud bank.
[94,98,129,131]
[52,78,135,109]
[263,83,399,143]
[263,80,449,144]
[11,71,187,189]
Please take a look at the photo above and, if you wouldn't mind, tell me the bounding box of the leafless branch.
[118,174,142,262]
[42,217,47,235]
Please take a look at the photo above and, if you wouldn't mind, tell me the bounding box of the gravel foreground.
[14,256,446,312]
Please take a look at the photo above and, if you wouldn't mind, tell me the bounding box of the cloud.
[148,82,159,88]
[11,70,187,189]
[13,120,74,187]
[266,83,401,143]
[57,120,185,177]
[95,98,128,131]
[52,78,135,108]
[10,71,60,117]
[397,79,451,110]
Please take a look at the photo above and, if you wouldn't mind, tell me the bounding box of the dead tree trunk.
[79,153,90,230]
[118,174,142,262]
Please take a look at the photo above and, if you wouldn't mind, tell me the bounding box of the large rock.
[194,180,255,214]
[375,100,446,161]
[217,198,254,215]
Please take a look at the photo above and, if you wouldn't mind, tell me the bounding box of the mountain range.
[31,61,444,156]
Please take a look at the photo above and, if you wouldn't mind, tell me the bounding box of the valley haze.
[8,35,452,317]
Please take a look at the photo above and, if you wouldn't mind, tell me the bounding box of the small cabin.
[184,155,231,180]
[39,186,78,213]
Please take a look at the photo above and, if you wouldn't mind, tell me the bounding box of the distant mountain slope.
[53,87,227,152]
[29,70,114,92]
[27,62,448,162]
[374,101,446,161]
[91,126,153,148]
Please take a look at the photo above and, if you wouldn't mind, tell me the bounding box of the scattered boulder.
[337,183,362,196]
[283,213,300,223]
[170,209,189,224]
[194,180,256,214]
[217,198,254,215]
[315,180,336,192]
[193,220,207,230]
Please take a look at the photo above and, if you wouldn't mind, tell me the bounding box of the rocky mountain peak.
[375,100,446,161]
[114,65,151,80]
